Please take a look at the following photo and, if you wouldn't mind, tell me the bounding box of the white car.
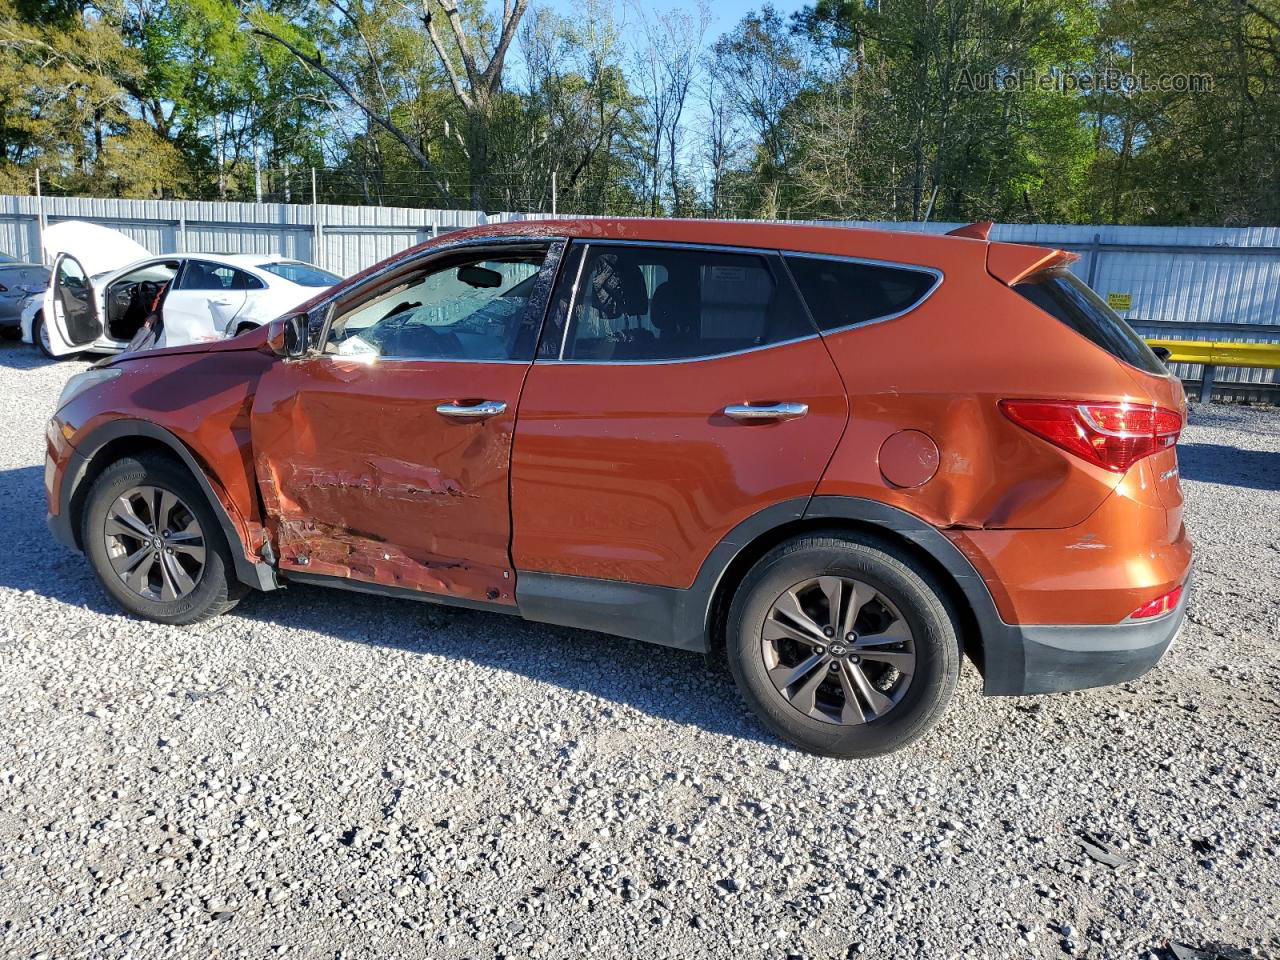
[29,221,341,358]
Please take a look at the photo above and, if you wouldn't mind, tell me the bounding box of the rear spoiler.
[943,221,1080,285]
[986,242,1079,286]
[945,220,993,240]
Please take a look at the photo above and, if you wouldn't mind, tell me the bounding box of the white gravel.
[1,339,1278,960]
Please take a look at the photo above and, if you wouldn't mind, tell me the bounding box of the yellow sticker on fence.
[1106,292,1132,312]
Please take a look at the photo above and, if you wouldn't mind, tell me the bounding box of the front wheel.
[32,310,65,360]
[726,533,961,758]
[81,455,245,624]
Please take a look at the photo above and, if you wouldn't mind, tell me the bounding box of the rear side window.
[178,261,264,292]
[1015,269,1166,375]
[259,261,342,287]
[785,255,938,331]
[561,245,813,361]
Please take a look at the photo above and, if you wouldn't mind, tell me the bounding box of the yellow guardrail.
[1146,338,1280,369]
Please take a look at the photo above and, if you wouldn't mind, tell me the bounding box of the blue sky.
[536,0,810,40]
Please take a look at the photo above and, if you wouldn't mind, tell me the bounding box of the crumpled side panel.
[251,357,527,605]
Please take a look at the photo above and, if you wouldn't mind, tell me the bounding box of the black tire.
[32,311,67,360]
[725,532,961,758]
[81,454,246,624]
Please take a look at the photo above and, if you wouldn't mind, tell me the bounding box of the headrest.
[588,253,649,319]
[650,277,699,335]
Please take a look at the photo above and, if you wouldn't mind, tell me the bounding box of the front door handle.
[437,400,507,420]
[723,402,809,422]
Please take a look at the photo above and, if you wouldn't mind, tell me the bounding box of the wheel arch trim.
[53,418,278,591]
[516,496,1024,694]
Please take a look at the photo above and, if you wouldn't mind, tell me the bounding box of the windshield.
[258,260,341,287]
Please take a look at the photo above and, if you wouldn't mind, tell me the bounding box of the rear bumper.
[981,567,1191,695]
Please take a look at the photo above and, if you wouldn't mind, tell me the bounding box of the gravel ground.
[1,339,1278,960]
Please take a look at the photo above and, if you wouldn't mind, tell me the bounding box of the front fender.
[51,418,278,591]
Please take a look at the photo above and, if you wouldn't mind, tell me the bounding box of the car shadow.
[0,463,770,746]
[1177,442,1280,492]
[0,335,77,371]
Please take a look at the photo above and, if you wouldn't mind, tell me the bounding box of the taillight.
[999,399,1182,473]
[1127,584,1183,620]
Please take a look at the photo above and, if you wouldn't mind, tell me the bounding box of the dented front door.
[250,241,563,606]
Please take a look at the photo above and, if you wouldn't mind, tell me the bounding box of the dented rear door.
[250,240,565,607]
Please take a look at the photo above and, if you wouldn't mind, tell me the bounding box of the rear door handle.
[436,400,507,420]
[723,402,808,422]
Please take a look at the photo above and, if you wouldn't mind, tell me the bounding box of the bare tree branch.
[251,23,456,202]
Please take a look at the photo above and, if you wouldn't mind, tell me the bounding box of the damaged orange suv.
[45,219,1192,757]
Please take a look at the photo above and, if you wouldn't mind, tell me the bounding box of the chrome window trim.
[550,332,822,366]
[313,236,566,364]
[781,250,944,336]
[549,239,820,364]
[319,356,532,366]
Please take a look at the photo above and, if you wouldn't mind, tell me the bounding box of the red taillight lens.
[1127,584,1183,620]
[999,399,1182,472]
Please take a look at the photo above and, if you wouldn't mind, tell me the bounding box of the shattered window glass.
[326,256,544,361]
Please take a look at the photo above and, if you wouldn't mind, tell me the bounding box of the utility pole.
[551,171,557,217]
[312,167,323,268]
[34,168,46,264]
[254,145,263,204]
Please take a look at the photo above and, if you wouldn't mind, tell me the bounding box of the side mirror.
[267,313,308,358]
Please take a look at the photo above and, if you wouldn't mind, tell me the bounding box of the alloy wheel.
[761,575,916,725]
[103,485,207,602]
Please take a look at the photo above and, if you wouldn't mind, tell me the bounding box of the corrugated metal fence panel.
[5,198,1279,345]
[323,228,428,274]
[0,194,491,275]
[0,215,38,262]
[184,222,312,261]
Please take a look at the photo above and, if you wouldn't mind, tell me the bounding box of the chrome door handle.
[723,402,808,422]
[209,298,234,306]
[436,400,507,419]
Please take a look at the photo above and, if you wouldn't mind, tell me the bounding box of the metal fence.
[3,193,1277,393]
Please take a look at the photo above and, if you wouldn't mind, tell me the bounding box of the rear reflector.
[1127,584,1183,620]
[999,399,1182,473]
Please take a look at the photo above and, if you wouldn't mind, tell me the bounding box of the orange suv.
[44,219,1192,757]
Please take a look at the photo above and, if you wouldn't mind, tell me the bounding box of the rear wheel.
[81,455,244,624]
[726,533,960,758]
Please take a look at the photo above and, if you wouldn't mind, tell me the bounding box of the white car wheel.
[33,311,63,360]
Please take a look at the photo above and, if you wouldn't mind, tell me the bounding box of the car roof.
[182,253,289,269]
[394,218,1024,274]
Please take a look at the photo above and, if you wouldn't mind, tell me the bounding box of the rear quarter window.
[1015,269,1167,375]
[784,255,939,331]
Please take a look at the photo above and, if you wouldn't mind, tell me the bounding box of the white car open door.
[41,254,102,356]
[40,221,152,355]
